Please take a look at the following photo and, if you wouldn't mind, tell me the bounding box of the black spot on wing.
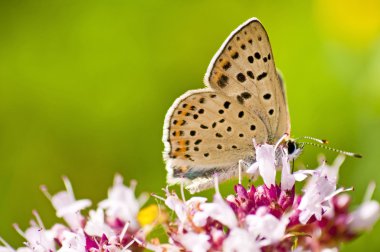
[248,56,254,63]
[217,75,229,88]
[237,73,246,82]
[224,101,231,109]
[247,71,254,79]
[257,72,267,81]
[223,62,231,70]
[241,92,251,99]
[263,93,271,100]
[237,95,244,104]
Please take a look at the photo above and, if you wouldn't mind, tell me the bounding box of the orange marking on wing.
[178,119,186,125]
[170,139,188,159]
[213,70,221,80]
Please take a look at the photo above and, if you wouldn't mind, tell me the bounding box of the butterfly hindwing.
[205,18,290,143]
[163,89,268,184]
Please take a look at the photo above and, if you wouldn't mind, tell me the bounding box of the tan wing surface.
[205,18,290,142]
[163,89,268,182]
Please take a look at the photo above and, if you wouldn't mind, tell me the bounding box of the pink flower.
[156,144,379,251]
[2,175,149,252]
[1,145,378,252]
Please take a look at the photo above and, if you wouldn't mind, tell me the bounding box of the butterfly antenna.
[301,141,362,158]
[295,136,328,144]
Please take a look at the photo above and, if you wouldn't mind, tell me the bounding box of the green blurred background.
[0,0,379,250]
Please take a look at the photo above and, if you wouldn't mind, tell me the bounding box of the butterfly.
[162,18,299,193]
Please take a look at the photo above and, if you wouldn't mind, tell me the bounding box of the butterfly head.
[273,134,303,161]
[286,139,304,160]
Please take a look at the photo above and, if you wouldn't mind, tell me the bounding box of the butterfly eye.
[287,141,296,155]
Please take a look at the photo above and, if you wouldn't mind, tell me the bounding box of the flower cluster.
[0,175,157,252]
[1,144,379,252]
[156,144,380,251]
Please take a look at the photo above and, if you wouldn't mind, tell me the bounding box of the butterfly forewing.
[163,90,267,181]
[205,18,290,142]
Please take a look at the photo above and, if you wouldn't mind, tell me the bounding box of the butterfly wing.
[163,18,291,192]
[276,70,291,136]
[205,18,290,143]
[163,89,268,186]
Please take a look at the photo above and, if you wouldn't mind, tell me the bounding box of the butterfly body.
[163,18,291,192]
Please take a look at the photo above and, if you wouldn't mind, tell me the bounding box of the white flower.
[84,208,115,238]
[321,248,339,252]
[57,230,86,252]
[199,193,237,229]
[348,201,380,232]
[292,169,315,182]
[247,144,276,187]
[0,247,32,252]
[0,247,14,252]
[177,232,211,252]
[164,189,207,225]
[245,207,289,244]
[98,174,147,230]
[26,227,56,251]
[164,192,187,223]
[45,177,91,229]
[317,155,345,184]
[281,155,295,191]
[12,226,55,252]
[11,218,56,252]
[298,155,350,224]
[348,182,380,232]
[298,169,336,224]
[223,228,260,252]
